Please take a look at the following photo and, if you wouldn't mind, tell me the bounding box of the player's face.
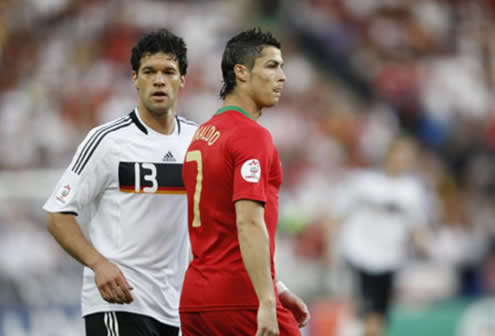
[132,52,185,116]
[386,141,417,174]
[247,46,286,108]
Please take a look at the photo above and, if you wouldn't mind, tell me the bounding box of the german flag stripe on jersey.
[119,187,186,194]
[118,161,185,194]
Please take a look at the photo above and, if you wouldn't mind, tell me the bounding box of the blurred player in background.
[180,28,310,336]
[332,137,431,336]
[43,29,197,336]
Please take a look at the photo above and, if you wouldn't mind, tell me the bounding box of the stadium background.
[1,0,495,335]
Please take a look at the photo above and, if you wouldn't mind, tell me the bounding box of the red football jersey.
[180,106,283,312]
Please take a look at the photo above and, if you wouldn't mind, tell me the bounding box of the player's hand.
[256,300,279,336]
[279,290,310,328]
[92,258,134,304]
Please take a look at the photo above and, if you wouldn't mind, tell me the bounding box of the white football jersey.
[43,108,198,326]
[334,169,429,273]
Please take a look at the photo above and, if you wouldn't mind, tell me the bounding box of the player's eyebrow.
[141,65,155,71]
[265,59,284,67]
[142,65,178,72]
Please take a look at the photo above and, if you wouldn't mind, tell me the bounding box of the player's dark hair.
[220,27,281,99]
[131,29,188,75]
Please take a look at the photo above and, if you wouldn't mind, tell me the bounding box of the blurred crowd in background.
[2,0,495,335]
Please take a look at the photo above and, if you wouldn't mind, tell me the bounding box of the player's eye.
[164,67,178,75]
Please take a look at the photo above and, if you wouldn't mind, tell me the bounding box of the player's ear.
[234,64,248,83]
[132,71,139,89]
[179,75,185,88]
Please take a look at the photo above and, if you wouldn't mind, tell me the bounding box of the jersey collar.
[130,109,148,135]
[132,107,179,136]
[215,105,255,121]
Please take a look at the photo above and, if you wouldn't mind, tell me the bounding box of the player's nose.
[154,72,166,86]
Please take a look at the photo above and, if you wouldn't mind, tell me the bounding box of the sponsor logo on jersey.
[162,151,176,162]
[56,184,72,203]
[241,159,261,183]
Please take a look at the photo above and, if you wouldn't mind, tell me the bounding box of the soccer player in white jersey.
[43,30,197,336]
[333,137,431,336]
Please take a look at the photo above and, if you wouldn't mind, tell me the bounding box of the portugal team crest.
[241,159,261,183]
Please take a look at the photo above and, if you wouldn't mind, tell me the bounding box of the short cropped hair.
[131,29,188,75]
[220,28,281,99]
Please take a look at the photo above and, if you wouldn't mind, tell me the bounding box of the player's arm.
[44,124,134,304]
[235,199,279,336]
[276,279,310,327]
[411,227,431,258]
[408,183,432,258]
[47,213,133,304]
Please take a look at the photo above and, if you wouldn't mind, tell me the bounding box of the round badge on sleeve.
[241,159,261,183]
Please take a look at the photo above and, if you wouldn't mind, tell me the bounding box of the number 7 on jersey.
[185,150,203,227]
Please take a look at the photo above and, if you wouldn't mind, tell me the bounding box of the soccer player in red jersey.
[180,28,310,336]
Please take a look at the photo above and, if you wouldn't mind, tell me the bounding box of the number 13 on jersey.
[186,150,203,227]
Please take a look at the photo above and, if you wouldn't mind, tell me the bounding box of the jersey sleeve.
[229,126,272,204]
[42,127,113,215]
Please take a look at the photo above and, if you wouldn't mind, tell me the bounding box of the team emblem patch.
[241,159,261,183]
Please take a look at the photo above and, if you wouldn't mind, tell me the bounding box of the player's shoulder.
[251,123,273,145]
[177,115,199,133]
[226,122,272,153]
[397,174,426,196]
[236,118,271,138]
[85,113,134,141]
[348,168,382,187]
[72,113,134,174]
[77,113,134,159]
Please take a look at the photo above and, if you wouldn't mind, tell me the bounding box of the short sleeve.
[230,126,272,204]
[43,127,112,215]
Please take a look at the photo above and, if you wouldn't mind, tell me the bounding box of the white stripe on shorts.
[112,312,120,336]
[104,312,117,336]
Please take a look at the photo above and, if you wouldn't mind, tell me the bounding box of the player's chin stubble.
[145,101,170,117]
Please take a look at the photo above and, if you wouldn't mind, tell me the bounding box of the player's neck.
[138,104,176,135]
[384,164,403,177]
[223,93,262,121]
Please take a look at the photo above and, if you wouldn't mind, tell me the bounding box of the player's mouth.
[151,91,168,101]
[273,87,283,96]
